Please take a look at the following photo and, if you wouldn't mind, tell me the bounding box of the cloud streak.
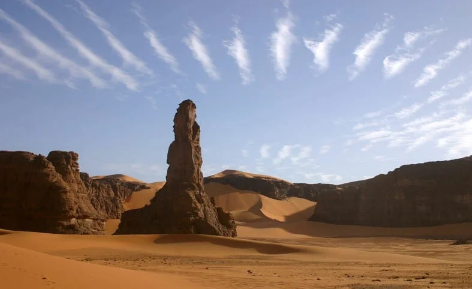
[132,3,180,74]
[76,0,151,75]
[196,83,206,94]
[383,28,444,78]
[23,0,139,90]
[270,10,296,80]
[260,144,271,158]
[347,14,393,80]
[303,22,342,73]
[414,39,471,87]
[0,61,26,80]
[0,7,106,88]
[0,38,56,83]
[184,22,220,80]
[224,22,254,85]
[394,103,423,119]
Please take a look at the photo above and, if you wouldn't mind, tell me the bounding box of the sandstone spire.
[115,100,237,236]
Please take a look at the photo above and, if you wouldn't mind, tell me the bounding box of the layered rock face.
[116,100,237,236]
[204,174,335,202]
[311,156,472,227]
[0,151,105,234]
[204,173,293,200]
[81,173,149,219]
[205,157,472,227]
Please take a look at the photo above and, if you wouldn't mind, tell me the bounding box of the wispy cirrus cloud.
[143,95,158,110]
[347,14,393,80]
[76,0,152,75]
[269,6,296,80]
[0,39,56,83]
[273,145,293,164]
[303,21,343,73]
[364,110,383,118]
[260,144,271,158]
[403,29,445,48]
[0,7,106,88]
[184,21,220,80]
[414,39,471,87]
[223,21,254,85]
[394,103,423,119]
[383,28,444,78]
[23,0,139,91]
[440,89,472,107]
[196,83,206,94]
[131,3,180,74]
[319,145,330,154]
[0,62,26,80]
[319,173,342,183]
[427,74,467,103]
[291,146,311,164]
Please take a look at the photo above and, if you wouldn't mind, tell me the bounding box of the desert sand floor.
[2,174,472,289]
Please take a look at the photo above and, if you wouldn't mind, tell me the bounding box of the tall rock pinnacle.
[115,100,237,236]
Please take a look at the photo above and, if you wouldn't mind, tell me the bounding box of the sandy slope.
[92,174,145,183]
[0,241,206,289]
[3,172,472,288]
[205,183,316,222]
[123,181,165,211]
[208,169,292,183]
[1,228,472,289]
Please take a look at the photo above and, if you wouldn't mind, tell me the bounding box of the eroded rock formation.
[205,156,472,227]
[204,173,337,202]
[0,151,105,234]
[310,156,472,227]
[81,173,149,219]
[116,100,237,236]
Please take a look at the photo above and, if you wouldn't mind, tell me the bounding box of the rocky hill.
[205,156,472,227]
[0,151,148,234]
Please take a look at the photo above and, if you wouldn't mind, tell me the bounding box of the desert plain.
[1,172,472,289]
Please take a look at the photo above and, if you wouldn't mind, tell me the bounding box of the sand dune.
[3,172,472,289]
[205,182,316,222]
[123,181,165,211]
[0,229,448,264]
[3,227,472,289]
[208,169,292,183]
[92,174,145,183]
[0,241,206,289]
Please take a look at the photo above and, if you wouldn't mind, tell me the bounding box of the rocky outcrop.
[0,151,105,234]
[204,173,293,200]
[205,157,472,227]
[204,173,337,202]
[116,100,237,236]
[81,173,149,219]
[310,156,472,227]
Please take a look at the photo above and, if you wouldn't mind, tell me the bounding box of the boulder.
[116,100,237,236]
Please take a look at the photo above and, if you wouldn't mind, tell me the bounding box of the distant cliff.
[204,156,472,227]
[311,156,472,227]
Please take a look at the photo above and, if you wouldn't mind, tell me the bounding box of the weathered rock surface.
[0,151,105,234]
[81,173,149,219]
[310,156,472,227]
[204,172,293,200]
[116,100,237,236]
[204,173,335,202]
[205,156,472,227]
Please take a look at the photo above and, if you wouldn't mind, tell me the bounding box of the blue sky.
[1,0,471,184]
